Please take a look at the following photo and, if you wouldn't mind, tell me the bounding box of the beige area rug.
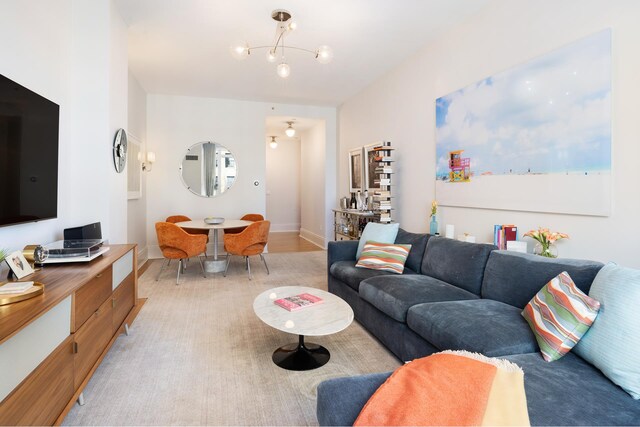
[62,251,400,426]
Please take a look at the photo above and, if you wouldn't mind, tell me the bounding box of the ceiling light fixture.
[269,136,278,149]
[284,121,296,137]
[230,9,333,79]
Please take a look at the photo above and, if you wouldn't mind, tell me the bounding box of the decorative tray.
[0,282,44,306]
[204,217,225,225]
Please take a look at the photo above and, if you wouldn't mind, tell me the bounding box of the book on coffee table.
[274,293,324,311]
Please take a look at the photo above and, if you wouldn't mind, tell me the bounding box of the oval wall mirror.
[179,141,237,197]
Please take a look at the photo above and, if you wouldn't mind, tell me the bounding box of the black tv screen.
[0,74,59,227]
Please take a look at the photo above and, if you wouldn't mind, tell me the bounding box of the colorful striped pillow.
[356,241,412,274]
[522,271,600,362]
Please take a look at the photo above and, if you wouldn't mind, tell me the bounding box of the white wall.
[146,95,336,258]
[339,0,640,268]
[266,138,301,232]
[127,72,148,264]
[300,123,328,247]
[0,0,129,271]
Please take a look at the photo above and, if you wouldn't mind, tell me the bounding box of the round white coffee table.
[253,286,354,371]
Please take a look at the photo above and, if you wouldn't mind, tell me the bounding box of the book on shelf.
[373,156,393,162]
[493,224,518,250]
[373,190,391,197]
[374,167,393,173]
[274,293,324,311]
[374,178,391,186]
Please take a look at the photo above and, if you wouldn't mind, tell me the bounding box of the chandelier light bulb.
[266,49,277,63]
[315,45,334,64]
[285,122,296,137]
[230,41,250,60]
[277,62,291,78]
[287,21,297,32]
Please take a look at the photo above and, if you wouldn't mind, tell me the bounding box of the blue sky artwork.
[436,29,611,179]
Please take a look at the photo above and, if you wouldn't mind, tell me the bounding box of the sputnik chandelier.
[230,9,333,79]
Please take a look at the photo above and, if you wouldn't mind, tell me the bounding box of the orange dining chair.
[224,213,265,235]
[155,222,207,285]
[166,214,210,256]
[223,220,271,280]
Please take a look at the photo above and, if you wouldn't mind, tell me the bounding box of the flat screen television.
[0,74,59,228]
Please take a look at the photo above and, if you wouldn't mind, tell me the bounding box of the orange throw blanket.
[354,350,530,426]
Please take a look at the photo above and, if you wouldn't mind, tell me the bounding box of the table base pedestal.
[203,259,226,273]
[272,335,330,371]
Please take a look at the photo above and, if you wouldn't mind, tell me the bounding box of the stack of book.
[372,141,393,223]
[493,225,518,249]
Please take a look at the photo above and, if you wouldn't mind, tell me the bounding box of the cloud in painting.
[436,29,611,177]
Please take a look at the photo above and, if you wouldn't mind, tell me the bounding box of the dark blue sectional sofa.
[317,230,640,425]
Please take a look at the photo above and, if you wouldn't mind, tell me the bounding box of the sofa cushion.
[356,222,399,259]
[421,237,496,295]
[356,242,412,274]
[522,271,600,362]
[394,228,430,273]
[360,275,478,323]
[407,300,538,356]
[329,260,417,292]
[481,250,603,309]
[504,352,640,425]
[574,263,640,399]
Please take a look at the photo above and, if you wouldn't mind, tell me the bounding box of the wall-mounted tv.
[0,74,59,228]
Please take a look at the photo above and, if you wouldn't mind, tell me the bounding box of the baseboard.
[299,228,326,249]
[270,223,301,232]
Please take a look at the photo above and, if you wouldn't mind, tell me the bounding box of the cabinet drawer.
[112,273,135,334]
[0,336,74,426]
[74,267,112,331]
[73,297,112,390]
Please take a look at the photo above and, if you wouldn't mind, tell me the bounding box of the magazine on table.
[274,293,324,311]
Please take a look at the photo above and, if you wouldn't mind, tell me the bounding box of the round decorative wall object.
[113,128,128,173]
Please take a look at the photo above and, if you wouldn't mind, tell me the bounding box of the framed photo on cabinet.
[348,147,363,192]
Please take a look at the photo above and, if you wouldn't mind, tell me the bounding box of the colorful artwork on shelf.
[435,29,611,216]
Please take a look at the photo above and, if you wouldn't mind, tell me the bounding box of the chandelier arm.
[246,46,318,56]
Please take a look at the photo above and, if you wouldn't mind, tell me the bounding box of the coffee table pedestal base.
[272,335,329,371]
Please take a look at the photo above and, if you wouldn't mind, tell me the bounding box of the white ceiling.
[116,0,489,106]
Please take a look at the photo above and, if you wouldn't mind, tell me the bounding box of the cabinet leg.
[78,392,85,406]
[124,323,130,336]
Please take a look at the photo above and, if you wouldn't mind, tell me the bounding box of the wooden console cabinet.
[0,245,140,426]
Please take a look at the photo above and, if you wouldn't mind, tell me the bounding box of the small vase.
[534,242,557,258]
[429,215,438,235]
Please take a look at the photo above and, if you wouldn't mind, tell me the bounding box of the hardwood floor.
[267,231,323,253]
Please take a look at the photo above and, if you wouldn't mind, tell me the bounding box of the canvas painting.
[435,29,611,216]
[349,148,363,192]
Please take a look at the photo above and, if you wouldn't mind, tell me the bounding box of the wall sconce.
[139,151,156,172]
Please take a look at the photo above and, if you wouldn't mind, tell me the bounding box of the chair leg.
[260,254,270,275]
[156,259,169,281]
[245,256,249,270]
[176,259,182,285]
[247,257,252,280]
[223,254,231,277]
[198,256,207,278]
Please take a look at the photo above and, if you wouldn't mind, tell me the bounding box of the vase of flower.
[429,200,438,235]
[524,227,569,258]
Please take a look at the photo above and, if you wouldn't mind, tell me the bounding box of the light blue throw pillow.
[573,263,640,399]
[356,222,400,260]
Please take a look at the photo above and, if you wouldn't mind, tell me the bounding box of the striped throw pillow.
[356,241,412,274]
[522,271,601,362]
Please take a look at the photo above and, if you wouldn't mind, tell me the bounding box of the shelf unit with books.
[371,142,393,223]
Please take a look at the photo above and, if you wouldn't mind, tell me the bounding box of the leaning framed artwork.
[5,251,34,279]
[364,143,381,191]
[435,29,611,216]
[349,147,364,192]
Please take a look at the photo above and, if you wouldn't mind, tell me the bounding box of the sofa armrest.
[316,372,391,426]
